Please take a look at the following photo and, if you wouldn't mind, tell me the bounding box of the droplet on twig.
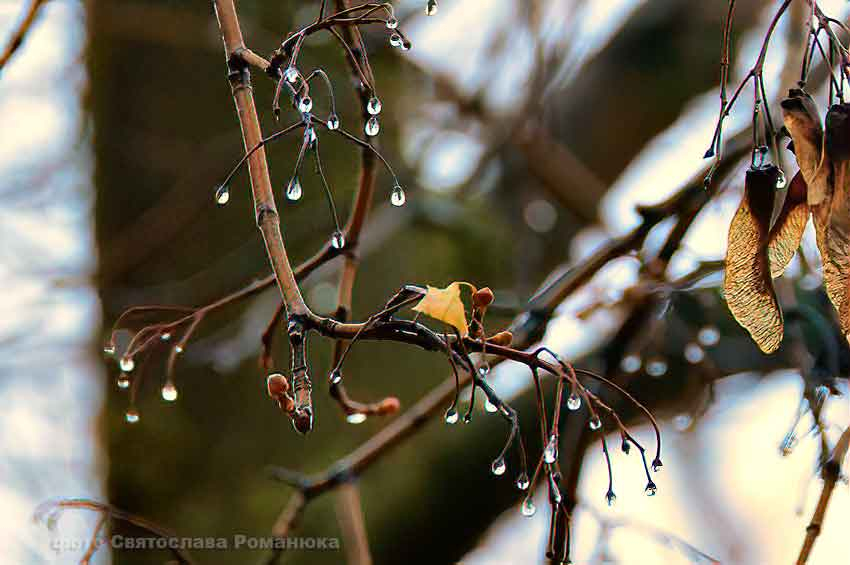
[329,369,342,385]
[117,374,130,389]
[103,343,115,356]
[606,490,617,507]
[367,96,382,115]
[620,354,641,373]
[119,357,135,372]
[215,184,230,206]
[386,17,399,29]
[390,33,403,48]
[160,332,171,341]
[697,325,720,347]
[365,116,380,137]
[645,481,657,496]
[684,342,704,364]
[589,416,602,431]
[516,473,530,491]
[444,407,459,424]
[326,114,340,131]
[298,96,313,113]
[521,498,536,517]
[161,383,178,402]
[426,0,438,16]
[566,393,581,411]
[346,413,367,424]
[331,230,346,249]
[286,177,303,201]
[484,399,498,413]
[491,457,506,476]
[125,408,140,424]
[391,184,406,207]
[543,434,558,464]
[284,66,299,83]
[652,458,663,472]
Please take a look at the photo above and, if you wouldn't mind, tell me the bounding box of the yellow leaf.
[412,282,475,335]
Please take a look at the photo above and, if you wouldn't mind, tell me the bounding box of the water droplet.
[645,357,667,377]
[331,230,346,249]
[444,407,459,424]
[125,409,140,424]
[776,169,787,188]
[174,345,184,354]
[589,416,602,431]
[521,498,536,517]
[367,96,382,115]
[780,432,797,456]
[697,325,720,347]
[645,481,657,496]
[463,413,472,424]
[386,17,399,29]
[566,394,581,411]
[620,354,641,373]
[308,127,317,146]
[652,458,663,472]
[326,114,340,131]
[329,369,342,385]
[401,39,411,51]
[491,457,506,476]
[684,342,704,364]
[606,490,617,507]
[391,184,406,207]
[215,184,230,206]
[117,374,130,389]
[621,439,630,454]
[346,413,367,424]
[103,343,115,356]
[119,357,135,372]
[161,383,178,402]
[673,413,692,431]
[365,116,380,137]
[484,400,498,413]
[389,33,403,48]
[426,0,438,16]
[160,332,171,341]
[815,384,830,403]
[286,177,303,201]
[477,365,489,377]
[543,435,558,464]
[284,66,299,83]
[516,473,530,490]
[298,96,312,113]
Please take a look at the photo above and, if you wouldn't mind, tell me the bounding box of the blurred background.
[2,0,850,563]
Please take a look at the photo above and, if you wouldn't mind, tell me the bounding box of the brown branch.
[0,0,47,73]
[335,481,373,565]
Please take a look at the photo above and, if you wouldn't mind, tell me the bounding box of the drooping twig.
[0,0,47,72]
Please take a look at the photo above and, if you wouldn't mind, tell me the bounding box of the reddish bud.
[487,330,513,347]
[375,397,401,415]
[267,373,289,398]
[472,287,494,308]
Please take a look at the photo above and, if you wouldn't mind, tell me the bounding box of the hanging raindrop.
[389,33,403,48]
[697,325,720,347]
[484,400,498,413]
[684,342,704,364]
[645,481,658,496]
[477,365,489,377]
[117,374,130,389]
[652,458,663,472]
[776,168,787,188]
[160,332,171,341]
[125,409,140,424]
[606,491,617,507]
[174,345,184,354]
[284,66,299,83]
[391,184,406,207]
[566,394,581,411]
[620,354,641,373]
[331,230,346,249]
[521,498,536,517]
[161,383,178,402]
[298,96,313,113]
[444,407,459,424]
[215,184,230,206]
[326,114,340,131]
[103,343,115,356]
[308,127,317,146]
[645,357,668,377]
[329,369,342,385]
[367,96,382,115]
[543,435,558,464]
[119,357,135,372]
[491,457,506,476]
[386,17,399,29]
[401,39,411,51]
[365,116,380,136]
[286,177,303,201]
[589,416,602,431]
[426,0,438,16]
[621,438,631,454]
[516,473,530,491]
[346,413,367,424]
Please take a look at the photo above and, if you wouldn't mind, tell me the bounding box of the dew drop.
[697,325,720,347]
[620,354,641,373]
[386,17,399,29]
[401,39,411,51]
[117,374,130,389]
[491,457,506,476]
[566,394,581,411]
[673,413,693,431]
[389,33,403,48]
[606,491,617,507]
[521,498,536,517]
[516,473,530,491]
[215,184,230,206]
[174,345,184,354]
[684,342,704,364]
[621,439,631,454]
[160,332,171,341]
[346,413,367,424]
[286,177,303,201]
[484,400,498,413]
[652,458,663,472]
[298,96,313,114]
[776,169,787,188]
[326,114,340,131]
[426,0,438,16]
[119,357,135,372]
[645,481,657,496]
[103,343,115,356]
[125,409,140,424]
[308,127,317,146]
[331,230,346,249]
[284,66,299,83]
[444,407,459,424]
[645,357,668,377]
[543,435,558,464]
[365,116,380,137]
[390,184,406,207]
[589,416,602,431]
[477,364,489,377]
[367,96,382,115]
[462,413,472,424]
[161,383,178,402]
[329,369,342,385]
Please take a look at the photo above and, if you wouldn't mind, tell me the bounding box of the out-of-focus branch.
[335,481,373,565]
[0,0,47,72]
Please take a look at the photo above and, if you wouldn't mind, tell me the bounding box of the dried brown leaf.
[724,166,783,353]
[781,88,829,205]
[768,171,809,277]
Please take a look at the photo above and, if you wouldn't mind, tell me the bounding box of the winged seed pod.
[724,165,783,353]
[821,103,850,340]
[767,171,809,278]
[781,89,827,205]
